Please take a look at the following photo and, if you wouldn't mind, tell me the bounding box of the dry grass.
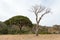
[0,34,60,40]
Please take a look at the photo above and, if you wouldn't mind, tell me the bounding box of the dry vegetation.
[0,34,60,40]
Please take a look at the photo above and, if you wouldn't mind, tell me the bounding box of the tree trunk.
[19,25,22,31]
[35,23,39,36]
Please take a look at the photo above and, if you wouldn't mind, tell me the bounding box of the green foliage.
[39,32,51,34]
[38,26,51,34]
[0,21,8,34]
[4,15,33,34]
[4,15,33,28]
[19,30,30,34]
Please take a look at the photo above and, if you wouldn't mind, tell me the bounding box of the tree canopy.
[4,15,33,28]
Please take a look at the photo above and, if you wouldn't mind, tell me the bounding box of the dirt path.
[0,34,60,40]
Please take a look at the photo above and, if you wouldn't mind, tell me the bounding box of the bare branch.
[37,5,45,13]
[45,8,51,13]
[32,5,45,13]
[31,5,46,23]
[38,8,51,23]
[32,5,38,13]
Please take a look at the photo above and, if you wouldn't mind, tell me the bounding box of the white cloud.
[0,0,60,26]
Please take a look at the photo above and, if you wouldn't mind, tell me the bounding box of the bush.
[8,25,20,34]
[0,21,8,34]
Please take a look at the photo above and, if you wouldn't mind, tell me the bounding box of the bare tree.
[30,5,51,36]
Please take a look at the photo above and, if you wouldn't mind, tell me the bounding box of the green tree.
[4,15,33,31]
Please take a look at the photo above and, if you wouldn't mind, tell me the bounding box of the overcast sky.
[0,0,60,26]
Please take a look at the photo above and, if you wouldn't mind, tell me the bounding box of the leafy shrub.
[0,21,8,34]
[8,25,20,34]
